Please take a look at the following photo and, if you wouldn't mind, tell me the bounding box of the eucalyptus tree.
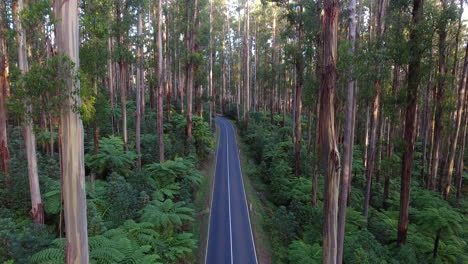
[397,0,424,246]
[0,0,10,176]
[156,0,165,161]
[319,0,341,262]
[337,0,358,261]
[55,0,90,261]
[14,0,43,225]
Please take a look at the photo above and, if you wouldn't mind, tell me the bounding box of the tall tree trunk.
[107,38,115,133]
[157,0,165,161]
[397,0,424,246]
[443,43,467,199]
[337,0,357,261]
[0,0,10,176]
[294,4,304,177]
[186,0,198,140]
[363,86,379,220]
[271,10,277,125]
[363,0,387,221]
[429,0,448,191]
[307,106,312,153]
[455,94,467,199]
[55,0,90,261]
[320,1,341,263]
[244,0,250,127]
[312,95,320,207]
[121,62,128,151]
[209,0,214,127]
[15,0,44,225]
[136,5,143,169]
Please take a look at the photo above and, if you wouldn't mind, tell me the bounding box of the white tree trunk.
[55,0,90,262]
[16,0,44,225]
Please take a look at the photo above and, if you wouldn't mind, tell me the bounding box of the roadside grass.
[232,120,273,264]
[193,125,219,264]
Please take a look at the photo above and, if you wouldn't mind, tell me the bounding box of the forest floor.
[235,123,273,264]
[194,126,219,263]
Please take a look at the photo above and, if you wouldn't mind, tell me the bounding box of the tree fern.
[140,199,194,230]
[29,247,64,264]
[85,136,138,177]
[288,240,321,264]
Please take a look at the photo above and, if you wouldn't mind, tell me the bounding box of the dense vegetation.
[237,112,468,263]
[0,109,214,263]
[0,0,467,263]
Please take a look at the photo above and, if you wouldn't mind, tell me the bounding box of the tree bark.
[157,0,165,161]
[209,0,214,127]
[136,5,143,169]
[244,0,250,127]
[337,0,357,261]
[0,0,10,176]
[185,0,198,140]
[429,0,448,191]
[397,0,424,246]
[363,0,387,221]
[320,1,341,263]
[455,93,467,199]
[55,0,90,262]
[294,4,304,177]
[15,0,44,225]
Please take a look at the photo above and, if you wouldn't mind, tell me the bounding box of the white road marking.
[226,124,234,264]
[229,121,259,264]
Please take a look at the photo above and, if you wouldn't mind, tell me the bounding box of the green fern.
[29,247,64,264]
[85,136,138,177]
[140,199,194,230]
[157,232,197,262]
[43,189,61,215]
[288,240,321,264]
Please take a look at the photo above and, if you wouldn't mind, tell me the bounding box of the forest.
[0,0,467,263]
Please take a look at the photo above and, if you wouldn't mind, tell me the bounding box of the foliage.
[85,136,138,177]
[140,199,194,230]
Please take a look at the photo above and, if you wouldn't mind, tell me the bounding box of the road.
[205,117,258,264]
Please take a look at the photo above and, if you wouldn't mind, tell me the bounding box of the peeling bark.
[55,0,90,261]
[320,1,341,262]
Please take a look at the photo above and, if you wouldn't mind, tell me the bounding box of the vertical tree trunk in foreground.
[15,0,44,225]
[157,0,165,161]
[397,0,424,246]
[55,0,90,261]
[320,0,341,263]
[337,0,357,261]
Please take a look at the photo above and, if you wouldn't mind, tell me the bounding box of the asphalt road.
[205,117,258,264]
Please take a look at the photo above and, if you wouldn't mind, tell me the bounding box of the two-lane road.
[206,117,258,264]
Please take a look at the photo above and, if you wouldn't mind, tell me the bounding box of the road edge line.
[204,119,221,264]
[229,120,259,264]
